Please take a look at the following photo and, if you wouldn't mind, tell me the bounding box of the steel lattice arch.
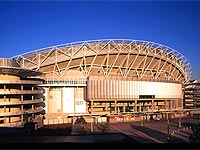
[11,39,192,83]
[8,39,193,121]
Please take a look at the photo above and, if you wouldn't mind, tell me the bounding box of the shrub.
[75,116,87,125]
[101,122,110,133]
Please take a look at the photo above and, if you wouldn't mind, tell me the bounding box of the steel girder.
[10,39,192,83]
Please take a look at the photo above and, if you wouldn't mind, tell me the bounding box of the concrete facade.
[8,39,192,121]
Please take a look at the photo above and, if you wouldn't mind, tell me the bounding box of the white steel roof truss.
[107,52,121,77]
[38,49,57,68]
[52,62,61,77]
[106,53,110,76]
[87,54,98,77]
[10,39,192,82]
[176,71,184,81]
[96,41,111,54]
[140,55,148,77]
[163,63,173,80]
[84,56,87,75]
[40,50,55,67]
[61,57,72,77]
[79,57,87,77]
[118,53,129,77]
[141,56,155,78]
[56,47,71,60]
[72,43,85,57]
[130,44,140,53]
[109,43,120,53]
[135,54,146,69]
[23,55,39,69]
[155,59,168,79]
[125,53,140,77]
[99,53,109,76]
[125,52,130,76]
[84,44,98,55]
[169,65,177,81]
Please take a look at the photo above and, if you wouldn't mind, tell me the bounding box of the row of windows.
[45,80,86,84]
[76,101,83,105]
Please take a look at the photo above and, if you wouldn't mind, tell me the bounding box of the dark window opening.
[139,95,155,99]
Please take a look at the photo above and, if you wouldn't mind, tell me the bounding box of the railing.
[41,77,87,86]
[43,118,72,125]
[0,121,23,127]
[0,98,44,106]
[0,107,44,117]
[0,89,45,95]
[0,80,43,85]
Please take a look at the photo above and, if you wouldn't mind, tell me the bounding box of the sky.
[0,0,200,80]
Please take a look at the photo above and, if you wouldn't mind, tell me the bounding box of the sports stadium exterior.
[0,39,192,126]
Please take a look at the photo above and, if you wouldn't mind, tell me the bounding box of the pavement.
[71,115,200,143]
[0,115,199,145]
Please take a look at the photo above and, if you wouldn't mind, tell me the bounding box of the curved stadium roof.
[10,39,192,83]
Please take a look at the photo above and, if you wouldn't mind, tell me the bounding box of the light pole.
[90,116,93,133]
[178,110,182,128]
[141,113,144,127]
[167,111,170,143]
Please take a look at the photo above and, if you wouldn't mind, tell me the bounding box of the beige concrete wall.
[87,76,183,100]
[0,75,20,80]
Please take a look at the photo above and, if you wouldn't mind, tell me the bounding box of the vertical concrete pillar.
[91,100,93,114]
[4,105,6,123]
[123,102,126,112]
[21,85,23,91]
[135,100,137,112]
[139,103,141,112]
[176,99,178,109]
[61,88,63,113]
[105,102,109,112]
[114,100,117,113]
[165,100,167,110]
[32,93,34,110]
[74,87,76,115]
[109,102,112,113]
[151,100,154,111]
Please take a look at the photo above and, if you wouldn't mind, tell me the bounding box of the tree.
[75,116,87,125]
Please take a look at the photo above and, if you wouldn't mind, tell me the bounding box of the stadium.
[0,39,192,127]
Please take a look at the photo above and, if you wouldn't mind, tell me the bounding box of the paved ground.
[71,115,200,143]
[0,115,199,145]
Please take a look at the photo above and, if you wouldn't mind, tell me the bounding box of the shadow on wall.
[35,102,46,107]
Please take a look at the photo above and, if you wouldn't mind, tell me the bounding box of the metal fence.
[43,118,72,125]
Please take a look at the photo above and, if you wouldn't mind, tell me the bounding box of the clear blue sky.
[0,0,200,80]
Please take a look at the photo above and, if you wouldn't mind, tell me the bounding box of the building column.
[109,102,112,113]
[61,88,63,113]
[123,102,126,112]
[139,103,141,112]
[135,100,137,112]
[74,87,76,115]
[3,95,6,123]
[114,100,117,113]
[176,99,178,109]
[32,86,34,110]
[105,102,108,112]
[165,100,167,110]
[91,100,93,114]
[151,100,154,111]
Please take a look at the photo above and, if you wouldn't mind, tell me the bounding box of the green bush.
[75,116,87,125]
[101,122,110,133]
